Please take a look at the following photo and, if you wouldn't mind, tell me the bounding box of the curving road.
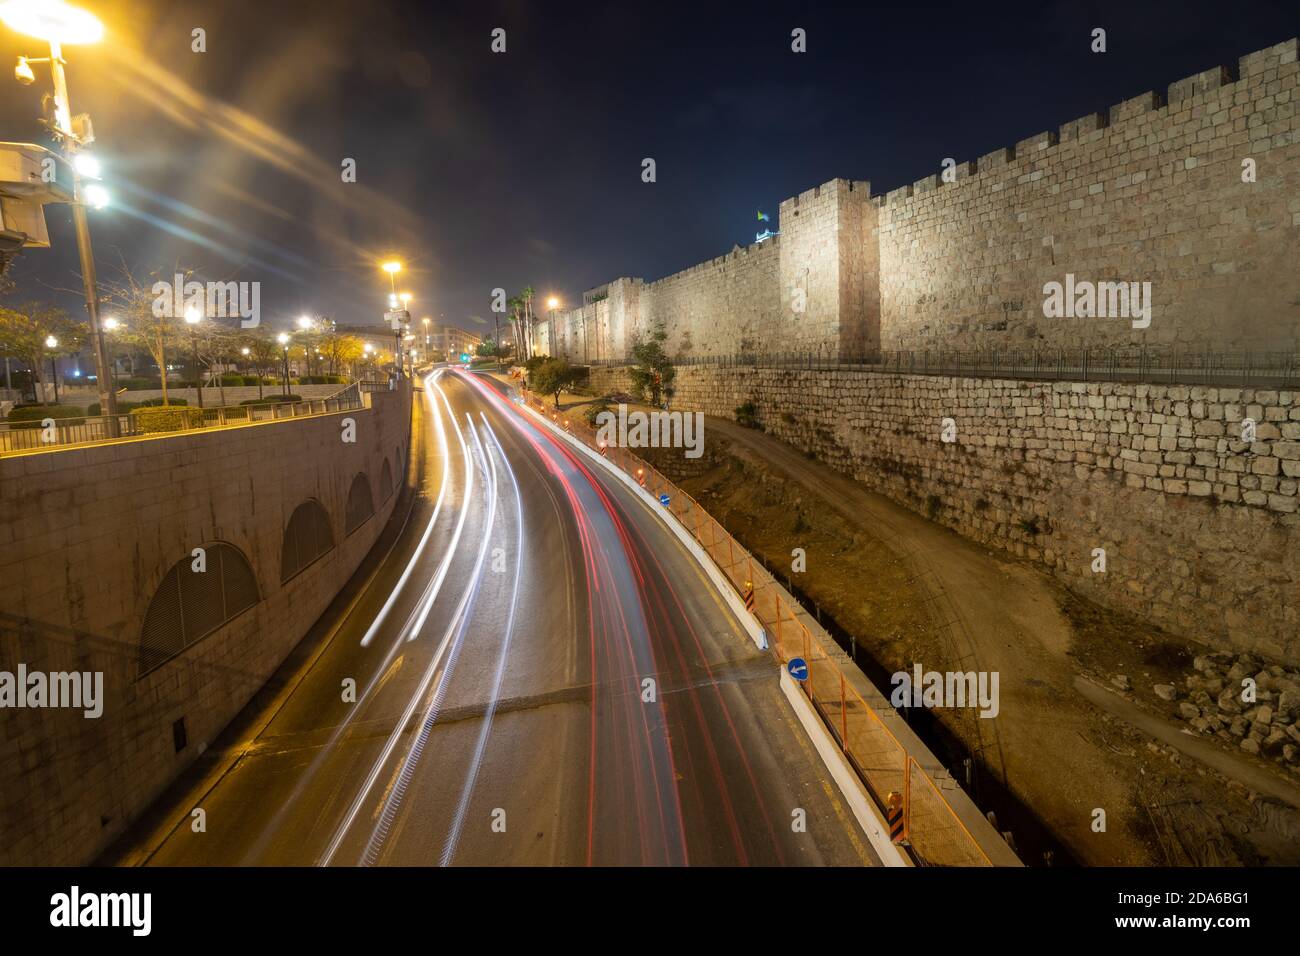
[130,367,876,866]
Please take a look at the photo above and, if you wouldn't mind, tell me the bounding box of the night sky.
[1,0,1295,337]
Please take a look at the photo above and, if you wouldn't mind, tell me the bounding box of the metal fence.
[0,382,364,457]
[589,346,1300,387]
[524,392,998,866]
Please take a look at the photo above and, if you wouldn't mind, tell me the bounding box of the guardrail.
[587,346,1300,387]
[0,383,365,457]
[522,390,998,866]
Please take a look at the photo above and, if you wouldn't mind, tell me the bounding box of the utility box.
[0,142,75,253]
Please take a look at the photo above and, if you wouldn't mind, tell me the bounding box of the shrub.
[119,377,162,390]
[88,401,138,416]
[139,397,187,407]
[131,406,205,433]
[735,401,761,429]
[583,400,612,428]
[5,404,86,428]
[239,394,301,405]
[297,375,346,385]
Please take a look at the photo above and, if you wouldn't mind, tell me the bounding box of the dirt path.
[699,416,1160,864]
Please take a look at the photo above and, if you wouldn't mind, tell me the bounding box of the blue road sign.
[787,657,809,681]
[658,493,671,507]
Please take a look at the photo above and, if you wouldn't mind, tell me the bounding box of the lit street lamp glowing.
[381,260,402,297]
[82,182,108,209]
[297,315,314,329]
[0,0,104,44]
[547,296,559,309]
[72,151,99,178]
[276,333,289,346]
[4,0,116,422]
[102,316,118,331]
[44,334,58,349]
[184,305,202,324]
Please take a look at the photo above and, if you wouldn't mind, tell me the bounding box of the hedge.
[131,406,205,433]
[297,374,347,385]
[87,397,189,416]
[239,394,301,405]
[5,404,87,427]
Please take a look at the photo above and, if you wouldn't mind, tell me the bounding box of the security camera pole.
[3,2,118,432]
[48,41,115,429]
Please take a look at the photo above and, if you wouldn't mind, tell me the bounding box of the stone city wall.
[590,364,1299,665]
[0,383,411,864]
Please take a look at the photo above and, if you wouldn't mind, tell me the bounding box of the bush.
[583,400,612,427]
[5,404,86,428]
[119,377,162,391]
[735,401,761,429]
[140,397,187,407]
[131,406,204,433]
[88,401,136,416]
[239,394,301,406]
[297,374,346,385]
[89,397,188,414]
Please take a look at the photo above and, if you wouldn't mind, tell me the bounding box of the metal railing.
[523,391,998,866]
[0,382,364,457]
[587,346,1300,387]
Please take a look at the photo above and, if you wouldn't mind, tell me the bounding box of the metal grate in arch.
[280,498,334,584]
[139,543,260,676]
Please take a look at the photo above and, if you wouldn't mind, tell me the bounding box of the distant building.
[428,325,481,357]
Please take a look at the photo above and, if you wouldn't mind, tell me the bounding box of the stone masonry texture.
[0,385,411,865]
[590,364,1300,666]
[545,39,1299,360]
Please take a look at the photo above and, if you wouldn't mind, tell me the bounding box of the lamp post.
[101,314,119,393]
[547,296,560,361]
[2,0,116,429]
[296,314,315,377]
[277,332,290,397]
[43,333,58,404]
[184,305,204,408]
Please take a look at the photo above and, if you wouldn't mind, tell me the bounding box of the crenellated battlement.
[542,37,1298,364]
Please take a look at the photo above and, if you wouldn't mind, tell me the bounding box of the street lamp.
[276,332,290,397]
[2,0,117,427]
[183,305,205,407]
[101,315,119,391]
[382,260,401,296]
[43,333,58,403]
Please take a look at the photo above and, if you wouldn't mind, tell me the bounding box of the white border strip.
[780,668,911,867]
[522,398,910,865]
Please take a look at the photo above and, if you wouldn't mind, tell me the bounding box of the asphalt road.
[134,368,876,866]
